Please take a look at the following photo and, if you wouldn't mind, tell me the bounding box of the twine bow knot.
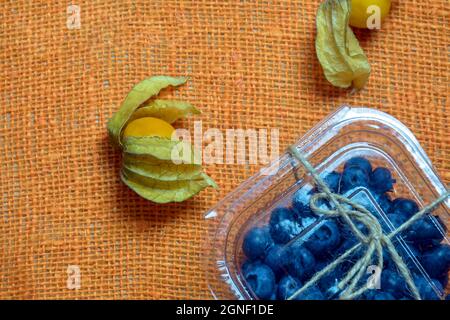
[288,146,449,300]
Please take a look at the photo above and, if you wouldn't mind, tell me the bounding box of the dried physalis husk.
[107,76,217,203]
[121,168,216,204]
[315,0,371,89]
[123,154,203,181]
[129,99,201,124]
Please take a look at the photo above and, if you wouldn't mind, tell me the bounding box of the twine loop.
[287,145,449,300]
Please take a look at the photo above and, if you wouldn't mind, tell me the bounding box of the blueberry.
[305,220,341,258]
[381,269,407,298]
[372,292,396,300]
[362,289,395,300]
[269,208,302,244]
[436,273,449,288]
[316,261,344,295]
[388,212,408,227]
[370,167,396,194]
[340,166,370,193]
[314,259,328,274]
[241,260,252,274]
[322,171,341,193]
[344,157,372,174]
[277,275,302,300]
[391,198,419,218]
[334,222,366,261]
[294,285,324,300]
[292,190,313,218]
[361,289,377,300]
[335,237,359,257]
[335,241,364,273]
[338,219,368,243]
[412,276,443,300]
[270,219,302,244]
[242,226,273,260]
[270,207,295,223]
[406,215,446,246]
[269,290,277,300]
[399,245,422,271]
[381,213,408,233]
[381,248,393,269]
[301,215,318,230]
[243,262,276,299]
[375,193,393,214]
[382,241,421,272]
[421,244,450,279]
[264,244,289,278]
[286,244,316,280]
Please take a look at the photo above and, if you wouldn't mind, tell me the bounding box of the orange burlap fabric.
[0,1,448,299]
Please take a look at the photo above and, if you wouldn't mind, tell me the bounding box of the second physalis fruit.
[349,0,391,29]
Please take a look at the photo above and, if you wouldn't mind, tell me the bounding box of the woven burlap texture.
[0,1,448,299]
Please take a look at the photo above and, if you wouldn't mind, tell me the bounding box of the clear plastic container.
[204,106,449,300]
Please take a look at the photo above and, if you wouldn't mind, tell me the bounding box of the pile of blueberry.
[240,157,450,300]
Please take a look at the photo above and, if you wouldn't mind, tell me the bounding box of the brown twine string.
[287,145,449,300]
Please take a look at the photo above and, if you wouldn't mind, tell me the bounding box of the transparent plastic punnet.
[204,106,449,300]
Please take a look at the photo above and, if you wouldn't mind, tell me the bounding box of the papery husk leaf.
[129,99,200,124]
[122,136,198,164]
[120,168,217,203]
[107,76,187,146]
